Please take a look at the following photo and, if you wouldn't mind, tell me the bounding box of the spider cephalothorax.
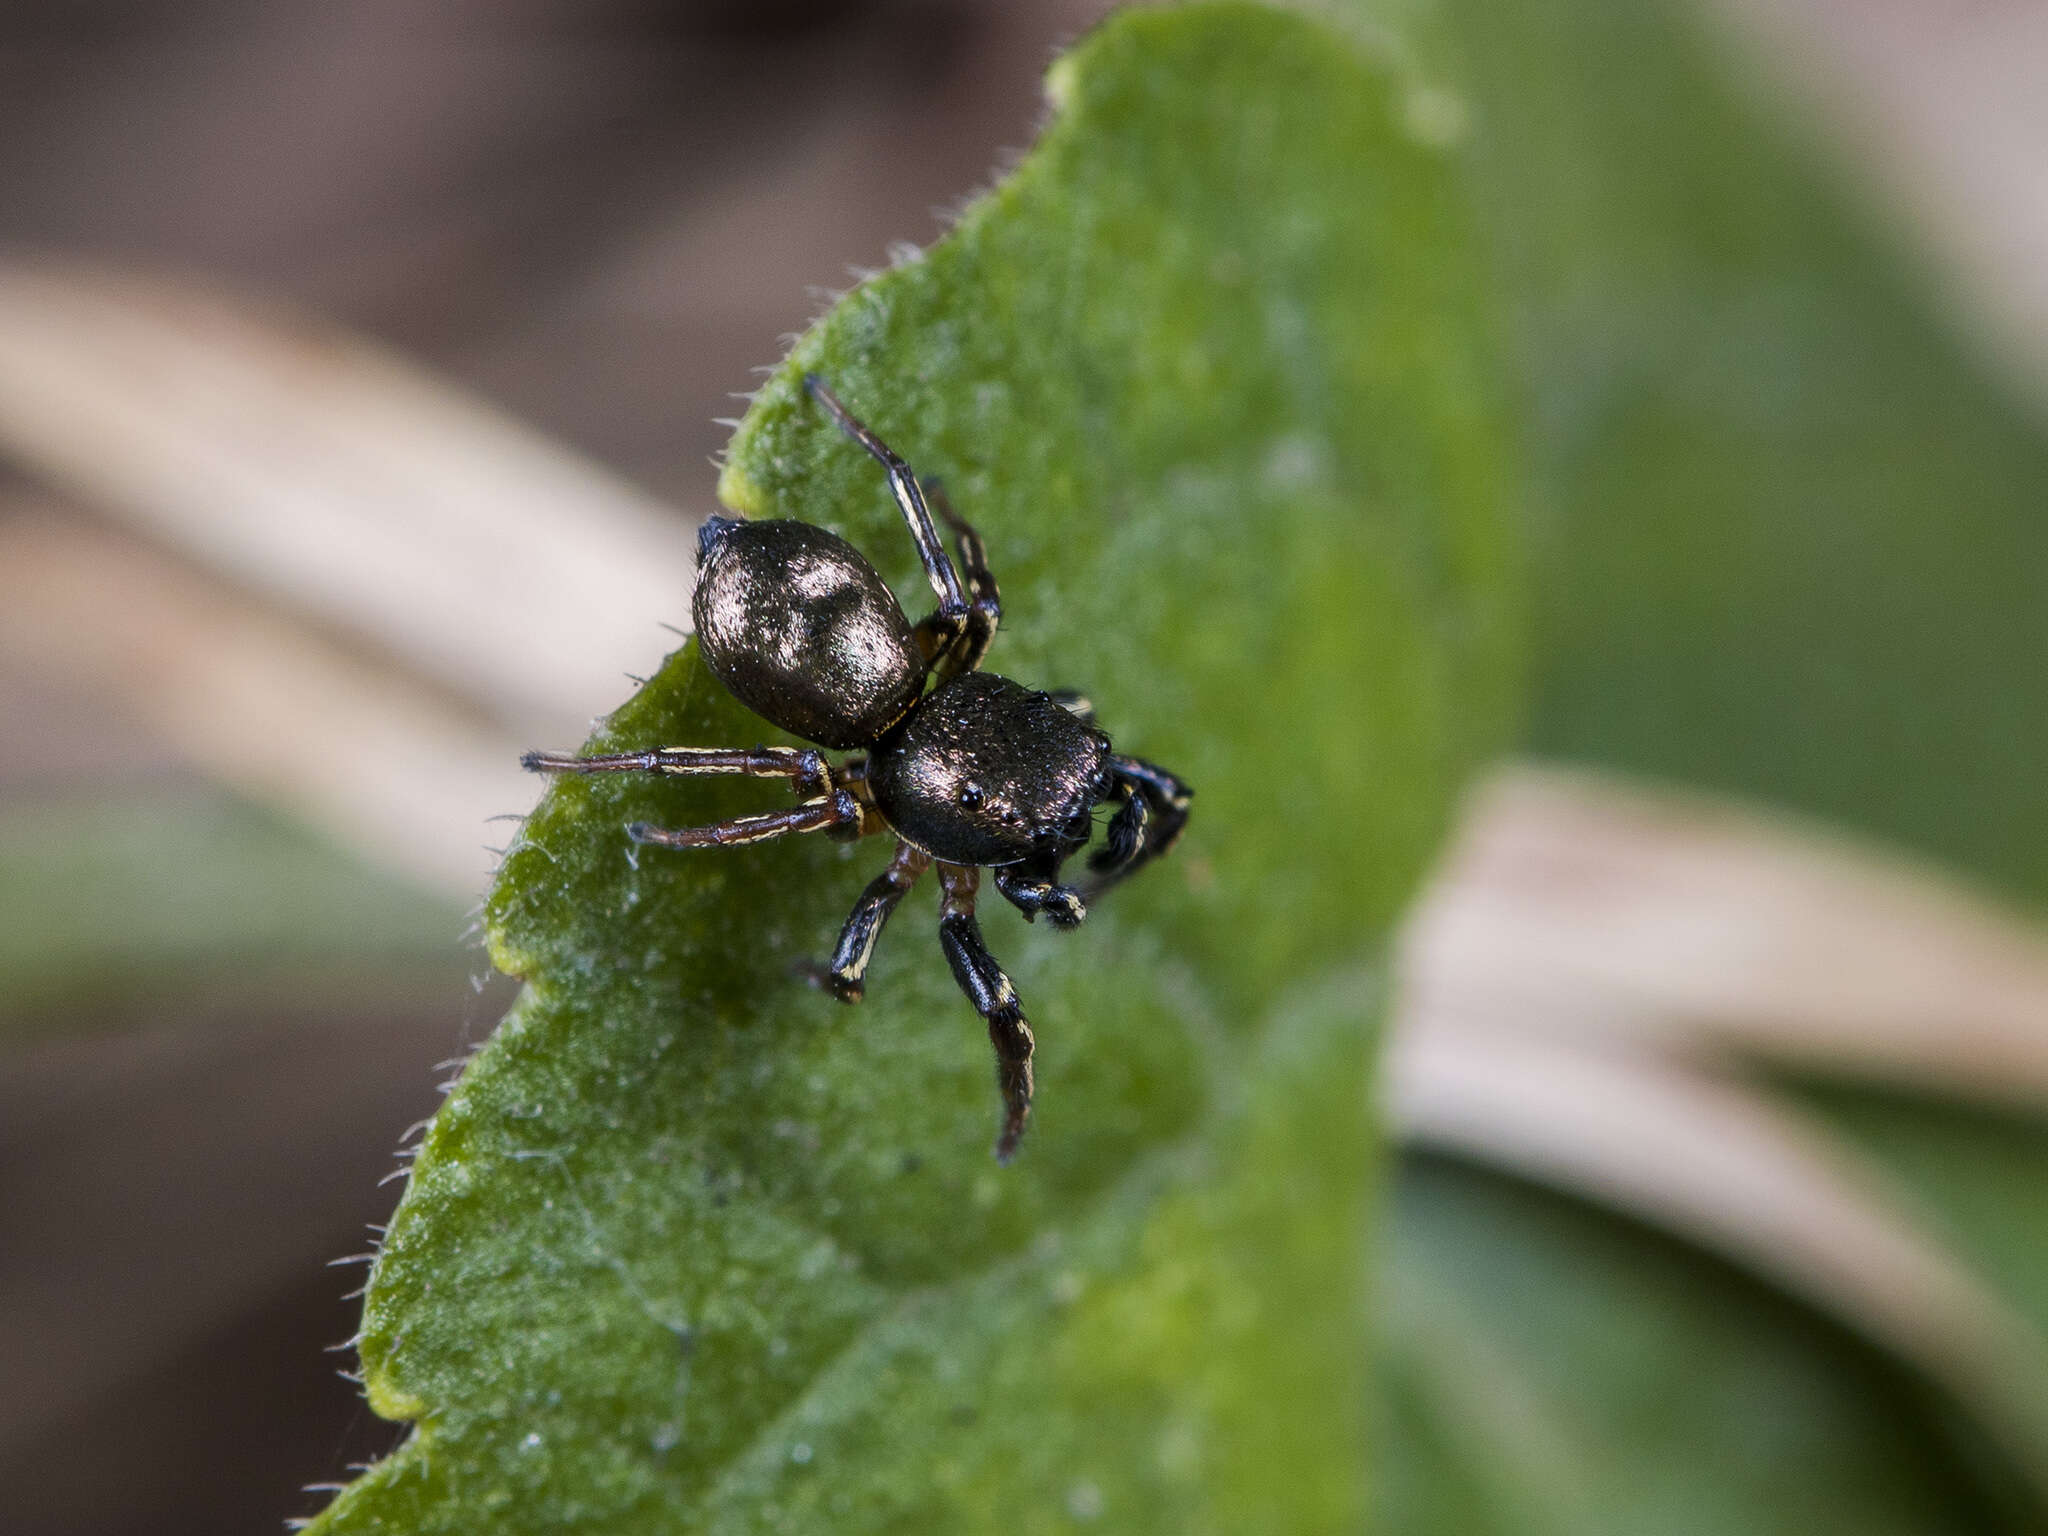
[524,375,1191,1161]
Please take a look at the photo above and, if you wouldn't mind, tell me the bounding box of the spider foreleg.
[936,864,1035,1163]
[1089,780,1149,876]
[993,863,1087,928]
[1079,756,1192,899]
[800,840,932,1002]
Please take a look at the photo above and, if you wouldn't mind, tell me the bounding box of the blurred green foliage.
[1432,0,2048,911]
[0,790,462,1040]
[1360,0,2048,1525]
[1379,1158,2022,1536]
[1797,1082,2048,1370]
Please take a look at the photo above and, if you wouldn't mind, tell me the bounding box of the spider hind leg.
[523,743,834,796]
[917,477,1002,677]
[628,790,860,849]
[523,743,868,849]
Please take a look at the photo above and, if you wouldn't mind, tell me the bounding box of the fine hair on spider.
[524,374,1191,1162]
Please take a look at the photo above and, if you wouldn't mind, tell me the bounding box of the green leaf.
[1379,1156,2031,1536]
[1357,0,2048,1522]
[310,5,1520,1532]
[1795,1083,2048,1383]
[1439,0,2048,908]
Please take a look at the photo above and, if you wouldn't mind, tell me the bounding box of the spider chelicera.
[524,375,1191,1162]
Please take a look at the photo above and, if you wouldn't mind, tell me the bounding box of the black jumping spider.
[525,375,1191,1162]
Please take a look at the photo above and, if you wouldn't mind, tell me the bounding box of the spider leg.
[1081,755,1193,899]
[799,840,932,1002]
[804,373,971,634]
[993,861,1087,928]
[1045,689,1096,725]
[916,477,1001,677]
[523,744,835,798]
[936,864,1036,1163]
[1091,781,1149,878]
[628,789,861,849]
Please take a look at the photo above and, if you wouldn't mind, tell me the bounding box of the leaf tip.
[363,1368,427,1425]
[715,458,773,519]
[1044,49,1081,115]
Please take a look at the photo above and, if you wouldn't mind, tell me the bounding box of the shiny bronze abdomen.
[693,518,926,749]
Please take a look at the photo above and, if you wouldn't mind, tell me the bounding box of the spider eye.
[957,782,985,810]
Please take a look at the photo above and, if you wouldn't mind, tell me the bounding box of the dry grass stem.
[0,264,698,741]
[1404,767,2048,1108]
[0,502,525,895]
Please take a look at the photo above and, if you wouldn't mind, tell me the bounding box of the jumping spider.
[524,375,1191,1162]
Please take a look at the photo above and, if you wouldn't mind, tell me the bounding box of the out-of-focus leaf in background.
[0,790,463,1040]
[1380,1157,2026,1536]
[1439,0,2048,909]
[1364,0,2048,1524]
[1796,1083,2048,1371]
[310,5,1519,1531]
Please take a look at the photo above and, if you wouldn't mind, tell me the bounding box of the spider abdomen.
[693,516,926,750]
[869,672,1109,867]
